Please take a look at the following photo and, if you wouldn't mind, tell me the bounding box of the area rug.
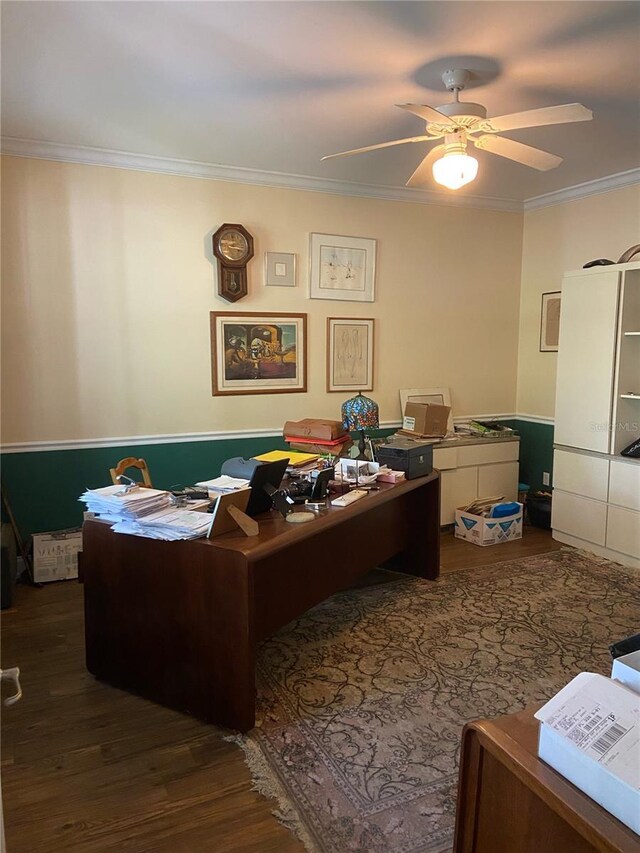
[233,550,640,853]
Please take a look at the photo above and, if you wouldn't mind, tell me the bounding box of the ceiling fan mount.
[321,68,593,190]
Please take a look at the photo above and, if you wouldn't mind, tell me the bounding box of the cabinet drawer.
[551,490,607,545]
[553,450,609,501]
[433,447,458,471]
[457,441,519,467]
[606,505,640,558]
[609,459,640,511]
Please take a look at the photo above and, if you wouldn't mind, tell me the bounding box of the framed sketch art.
[327,317,374,392]
[210,311,307,396]
[540,291,561,352]
[309,233,376,302]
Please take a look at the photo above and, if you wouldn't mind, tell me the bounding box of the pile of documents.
[195,475,250,494]
[79,485,211,540]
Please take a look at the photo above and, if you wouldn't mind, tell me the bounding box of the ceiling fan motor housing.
[437,101,487,122]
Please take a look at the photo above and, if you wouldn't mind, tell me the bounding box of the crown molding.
[524,167,640,211]
[0,136,522,212]
[4,136,634,215]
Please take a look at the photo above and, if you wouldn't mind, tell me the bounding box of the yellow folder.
[253,450,319,467]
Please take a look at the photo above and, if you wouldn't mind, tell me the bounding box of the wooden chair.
[109,457,153,488]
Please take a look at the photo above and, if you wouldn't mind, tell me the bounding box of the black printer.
[377,436,434,479]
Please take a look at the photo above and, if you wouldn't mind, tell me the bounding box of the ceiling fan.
[322,69,593,191]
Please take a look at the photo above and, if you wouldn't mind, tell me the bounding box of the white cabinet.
[554,270,620,453]
[434,439,519,525]
[552,262,640,568]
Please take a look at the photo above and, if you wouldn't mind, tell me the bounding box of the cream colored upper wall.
[517,185,640,419]
[1,155,523,443]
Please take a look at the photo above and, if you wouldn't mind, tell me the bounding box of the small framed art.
[309,233,376,302]
[210,311,307,396]
[327,317,374,392]
[540,291,561,352]
[265,252,296,287]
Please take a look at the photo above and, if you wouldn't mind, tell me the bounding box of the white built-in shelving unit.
[552,262,640,569]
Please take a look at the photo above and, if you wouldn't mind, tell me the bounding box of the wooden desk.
[82,473,440,732]
[454,707,639,853]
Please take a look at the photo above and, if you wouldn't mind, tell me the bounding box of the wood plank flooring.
[1,528,562,852]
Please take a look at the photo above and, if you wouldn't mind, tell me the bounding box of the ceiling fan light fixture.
[432,151,478,190]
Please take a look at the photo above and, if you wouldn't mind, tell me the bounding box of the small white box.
[32,528,82,583]
[535,672,640,835]
[454,503,523,546]
[612,650,640,694]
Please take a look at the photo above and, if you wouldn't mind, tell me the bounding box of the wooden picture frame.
[540,291,561,352]
[327,317,374,392]
[210,311,307,395]
[309,233,376,302]
[207,490,253,538]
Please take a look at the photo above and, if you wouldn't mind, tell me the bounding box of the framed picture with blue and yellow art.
[210,311,307,396]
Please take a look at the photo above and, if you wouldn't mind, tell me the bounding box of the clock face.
[218,229,249,262]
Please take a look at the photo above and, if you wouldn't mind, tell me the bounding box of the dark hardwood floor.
[1,528,562,852]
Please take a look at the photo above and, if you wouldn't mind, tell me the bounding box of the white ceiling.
[2,1,639,205]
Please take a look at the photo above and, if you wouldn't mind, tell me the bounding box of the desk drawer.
[457,441,519,467]
[433,447,458,470]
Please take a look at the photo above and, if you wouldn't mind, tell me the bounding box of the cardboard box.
[32,528,82,583]
[454,503,523,546]
[612,650,640,694]
[283,418,345,441]
[535,672,640,835]
[402,402,450,438]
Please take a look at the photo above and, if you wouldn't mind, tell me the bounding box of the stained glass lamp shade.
[341,392,379,460]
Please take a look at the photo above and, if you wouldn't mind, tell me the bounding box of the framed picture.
[540,291,561,352]
[210,311,307,396]
[309,233,376,302]
[327,317,374,392]
[265,252,296,287]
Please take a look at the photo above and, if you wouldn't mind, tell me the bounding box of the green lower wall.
[503,419,555,493]
[1,421,554,543]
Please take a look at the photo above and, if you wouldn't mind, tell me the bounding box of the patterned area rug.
[234,550,640,853]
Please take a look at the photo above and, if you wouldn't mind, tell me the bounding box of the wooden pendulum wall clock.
[212,223,254,302]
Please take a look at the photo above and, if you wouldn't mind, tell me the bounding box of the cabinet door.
[551,490,607,545]
[478,461,519,502]
[606,505,640,558]
[554,271,620,452]
[440,467,478,525]
[553,449,609,501]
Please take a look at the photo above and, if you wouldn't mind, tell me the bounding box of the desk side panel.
[82,521,255,730]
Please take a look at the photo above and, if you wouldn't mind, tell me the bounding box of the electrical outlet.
[542,472,550,487]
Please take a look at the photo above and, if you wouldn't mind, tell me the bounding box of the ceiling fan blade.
[321,135,431,161]
[406,145,446,187]
[396,103,452,126]
[485,103,592,133]
[474,134,562,171]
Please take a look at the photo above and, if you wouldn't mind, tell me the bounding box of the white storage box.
[612,650,640,694]
[454,503,523,546]
[535,672,640,835]
[32,528,82,583]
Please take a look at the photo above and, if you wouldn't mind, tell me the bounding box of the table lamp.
[341,392,379,460]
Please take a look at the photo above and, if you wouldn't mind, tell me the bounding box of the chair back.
[109,457,153,488]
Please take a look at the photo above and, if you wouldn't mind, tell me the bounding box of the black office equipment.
[221,456,263,481]
[377,436,433,479]
[620,437,640,458]
[245,458,290,516]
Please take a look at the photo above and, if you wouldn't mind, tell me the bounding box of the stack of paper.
[195,475,250,494]
[79,485,171,522]
[112,508,212,541]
